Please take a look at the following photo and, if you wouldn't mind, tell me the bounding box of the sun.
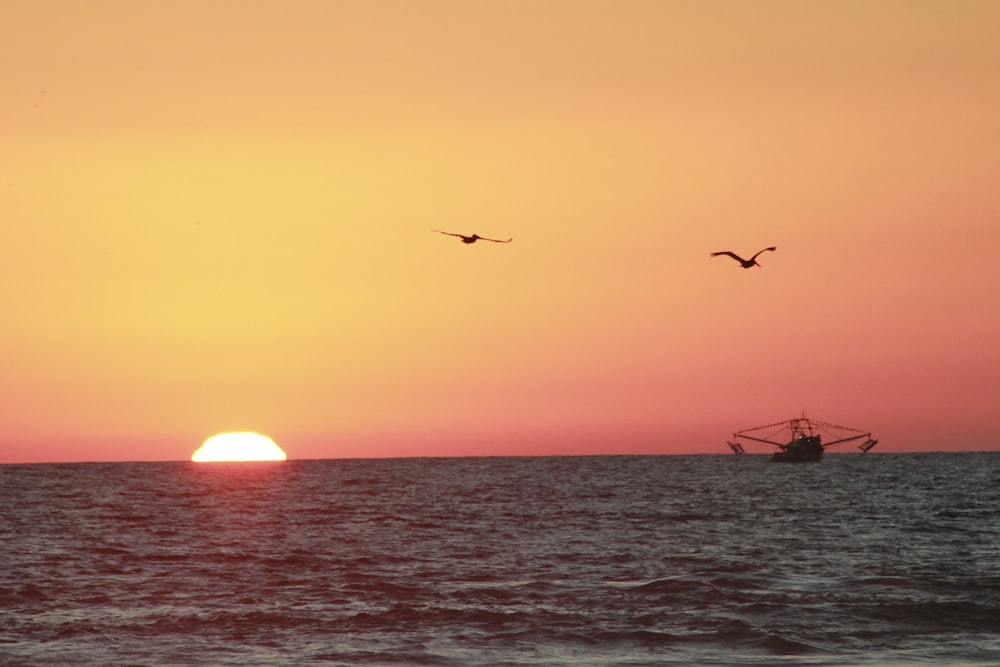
[191,432,287,462]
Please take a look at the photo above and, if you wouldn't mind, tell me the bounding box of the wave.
[0,584,49,606]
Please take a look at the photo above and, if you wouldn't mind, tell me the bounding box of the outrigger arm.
[824,433,865,445]
[820,432,876,451]
[730,431,878,453]
[731,433,787,447]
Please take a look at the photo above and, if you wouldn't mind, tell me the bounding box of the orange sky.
[3,1,999,463]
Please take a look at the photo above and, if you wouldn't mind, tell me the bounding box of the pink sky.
[2,1,999,463]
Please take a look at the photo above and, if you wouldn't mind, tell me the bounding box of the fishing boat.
[726,414,877,461]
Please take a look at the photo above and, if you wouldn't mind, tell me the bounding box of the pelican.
[711,246,776,268]
[433,229,512,244]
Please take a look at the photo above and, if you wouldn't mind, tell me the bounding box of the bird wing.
[479,236,512,243]
[750,246,777,261]
[710,251,747,263]
[432,229,463,238]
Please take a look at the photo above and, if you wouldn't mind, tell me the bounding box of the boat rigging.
[726,414,878,462]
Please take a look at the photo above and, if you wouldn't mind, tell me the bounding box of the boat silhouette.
[726,414,878,461]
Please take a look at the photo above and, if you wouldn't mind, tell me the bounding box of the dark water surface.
[2,453,999,666]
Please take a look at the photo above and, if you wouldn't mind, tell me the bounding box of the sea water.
[2,453,998,666]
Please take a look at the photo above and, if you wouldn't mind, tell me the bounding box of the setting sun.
[191,432,287,462]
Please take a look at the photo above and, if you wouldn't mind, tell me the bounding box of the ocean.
[1,453,998,666]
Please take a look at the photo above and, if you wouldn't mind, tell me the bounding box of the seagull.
[711,246,776,268]
[433,229,512,244]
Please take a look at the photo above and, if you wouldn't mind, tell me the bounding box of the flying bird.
[711,246,777,268]
[433,229,512,244]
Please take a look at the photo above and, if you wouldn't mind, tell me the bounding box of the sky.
[2,0,999,463]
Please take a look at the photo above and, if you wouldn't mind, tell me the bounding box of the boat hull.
[771,436,824,462]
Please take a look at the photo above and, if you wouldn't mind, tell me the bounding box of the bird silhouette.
[711,246,776,268]
[433,229,512,244]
